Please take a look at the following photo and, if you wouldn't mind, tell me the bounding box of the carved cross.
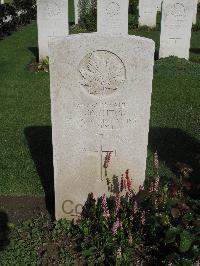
[83,134,117,180]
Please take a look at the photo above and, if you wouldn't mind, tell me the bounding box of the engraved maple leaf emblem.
[79,51,126,96]
[47,2,62,17]
[170,3,185,19]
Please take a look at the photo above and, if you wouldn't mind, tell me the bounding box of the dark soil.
[28,60,39,72]
[0,196,86,265]
[28,59,49,72]
[0,195,49,224]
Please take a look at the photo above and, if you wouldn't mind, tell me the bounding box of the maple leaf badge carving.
[79,51,126,96]
[169,3,186,20]
[47,2,62,17]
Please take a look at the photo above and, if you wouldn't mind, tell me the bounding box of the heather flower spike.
[139,185,144,191]
[115,192,121,215]
[125,169,132,192]
[154,176,160,192]
[120,174,124,192]
[153,151,159,175]
[141,211,146,225]
[101,193,110,219]
[149,181,154,193]
[116,247,122,258]
[103,151,112,176]
[112,218,122,235]
[120,174,127,192]
[133,201,138,215]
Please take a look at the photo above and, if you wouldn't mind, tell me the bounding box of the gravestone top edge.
[49,33,155,48]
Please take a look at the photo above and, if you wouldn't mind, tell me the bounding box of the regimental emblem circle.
[170,3,185,20]
[106,2,120,17]
[47,2,62,17]
[79,50,126,96]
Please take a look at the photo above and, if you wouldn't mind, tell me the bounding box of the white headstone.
[37,0,69,61]
[139,0,158,27]
[74,0,79,24]
[159,0,194,59]
[1,0,4,4]
[97,0,129,35]
[192,0,198,24]
[157,0,163,12]
[49,33,155,220]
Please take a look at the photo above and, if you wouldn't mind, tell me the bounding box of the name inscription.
[73,101,137,130]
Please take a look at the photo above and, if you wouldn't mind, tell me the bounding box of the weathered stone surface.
[97,0,129,35]
[159,0,194,59]
[192,0,198,24]
[74,0,79,24]
[139,0,158,27]
[37,0,69,61]
[49,33,155,220]
[157,0,163,12]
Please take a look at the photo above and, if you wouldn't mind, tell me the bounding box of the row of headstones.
[37,0,199,62]
[139,0,199,59]
[139,0,199,27]
[74,0,199,26]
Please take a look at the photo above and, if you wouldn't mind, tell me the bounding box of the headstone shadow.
[28,47,39,62]
[154,49,159,61]
[0,211,9,251]
[148,127,200,185]
[190,48,200,54]
[24,126,55,219]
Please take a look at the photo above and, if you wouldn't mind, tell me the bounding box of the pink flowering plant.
[67,154,200,265]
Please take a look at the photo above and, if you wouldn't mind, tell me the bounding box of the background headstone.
[1,0,4,4]
[159,0,194,59]
[97,0,129,35]
[49,34,155,220]
[74,0,79,24]
[157,0,163,12]
[139,0,158,27]
[192,0,198,24]
[37,0,69,61]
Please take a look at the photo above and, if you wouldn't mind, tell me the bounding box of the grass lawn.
[0,19,199,195]
[0,22,50,194]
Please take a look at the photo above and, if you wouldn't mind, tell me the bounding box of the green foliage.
[13,0,36,24]
[79,0,97,32]
[128,0,139,29]
[192,3,200,32]
[69,176,199,265]
[0,215,75,265]
[129,0,139,15]
[1,171,199,265]
[0,3,17,37]
[192,14,200,32]
[0,0,36,38]
[78,0,140,31]
[37,56,49,72]
[198,2,200,15]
